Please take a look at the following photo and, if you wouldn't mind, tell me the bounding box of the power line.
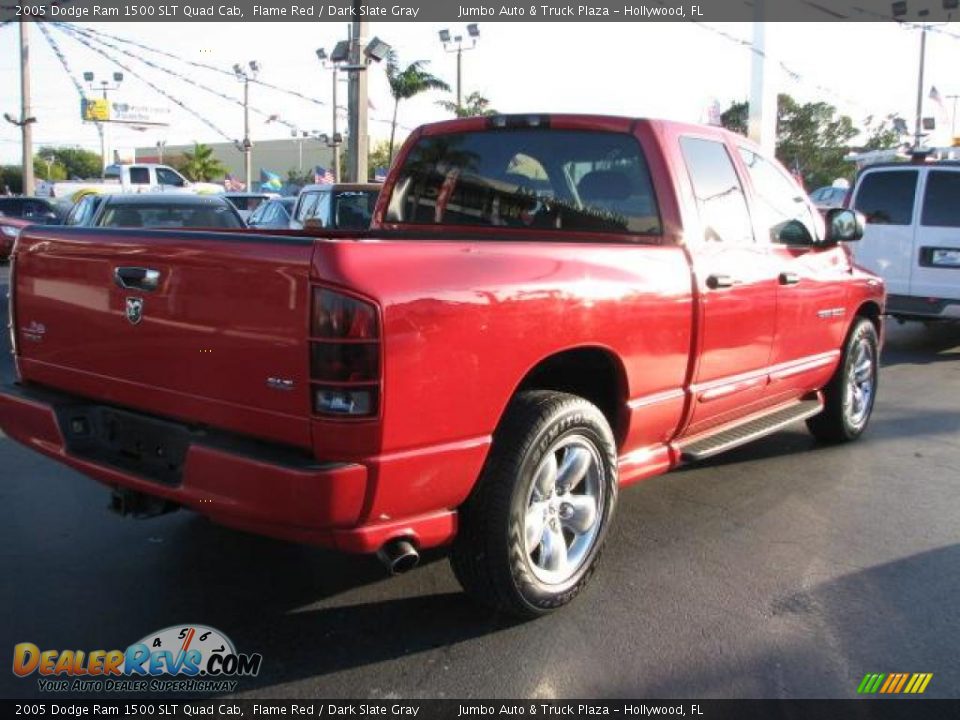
[56,22,327,107]
[53,23,235,143]
[689,21,900,119]
[58,22,300,133]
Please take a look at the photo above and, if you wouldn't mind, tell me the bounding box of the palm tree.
[437,92,497,118]
[180,143,226,182]
[385,50,450,165]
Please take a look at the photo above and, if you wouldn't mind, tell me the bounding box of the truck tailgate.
[12,227,315,449]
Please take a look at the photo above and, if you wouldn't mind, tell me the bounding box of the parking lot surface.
[1,263,958,699]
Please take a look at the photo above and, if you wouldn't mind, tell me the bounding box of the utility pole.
[747,3,776,154]
[913,24,928,149]
[347,10,369,183]
[20,19,34,197]
[948,94,960,139]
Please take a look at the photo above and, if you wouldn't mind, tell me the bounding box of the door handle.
[706,273,735,290]
[779,271,801,286]
[114,267,161,292]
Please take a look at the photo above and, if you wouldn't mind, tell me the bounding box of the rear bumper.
[0,382,457,552]
[887,293,960,320]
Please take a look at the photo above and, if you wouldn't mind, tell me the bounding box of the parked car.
[35,163,224,202]
[246,197,296,229]
[1,115,882,617]
[63,192,245,229]
[0,216,29,262]
[849,160,960,322]
[289,183,379,230]
[223,192,278,222]
[0,196,61,224]
[809,185,849,210]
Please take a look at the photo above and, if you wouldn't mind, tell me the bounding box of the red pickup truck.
[1,115,883,616]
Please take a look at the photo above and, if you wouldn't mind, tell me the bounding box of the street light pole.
[20,19,34,196]
[439,24,479,113]
[331,65,341,182]
[233,61,258,189]
[243,75,251,188]
[947,94,959,139]
[347,13,370,183]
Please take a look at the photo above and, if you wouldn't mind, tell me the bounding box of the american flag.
[224,174,246,191]
[314,166,335,184]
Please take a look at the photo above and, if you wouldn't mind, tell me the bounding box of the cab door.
[677,136,779,436]
[737,147,850,399]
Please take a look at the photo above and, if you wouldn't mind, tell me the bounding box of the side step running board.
[679,399,823,462]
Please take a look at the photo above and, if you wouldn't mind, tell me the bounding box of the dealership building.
[133,138,338,186]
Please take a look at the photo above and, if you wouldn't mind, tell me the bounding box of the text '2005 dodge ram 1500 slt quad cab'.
[1,115,884,616]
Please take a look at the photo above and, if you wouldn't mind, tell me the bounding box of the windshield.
[98,202,244,229]
[385,128,661,236]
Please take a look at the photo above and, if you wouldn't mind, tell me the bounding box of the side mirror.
[824,208,865,244]
[776,219,815,245]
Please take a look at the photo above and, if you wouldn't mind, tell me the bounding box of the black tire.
[806,317,879,443]
[450,390,618,617]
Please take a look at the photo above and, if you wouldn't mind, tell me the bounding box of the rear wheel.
[807,317,879,443]
[451,391,618,617]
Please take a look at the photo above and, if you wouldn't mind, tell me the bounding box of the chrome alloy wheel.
[844,336,875,429]
[523,434,605,585]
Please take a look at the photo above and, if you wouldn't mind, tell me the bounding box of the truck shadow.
[880,321,960,367]
[620,544,960,698]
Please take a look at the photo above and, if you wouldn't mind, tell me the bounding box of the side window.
[853,171,918,225]
[247,203,265,225]
[738,148,817,243]
[921,171,960,228]
[65,199,84,226]
[156,168,185,187]
[296,192,320,223]
[315,194,332,227]
[67,197,93,226]
[680,137,754,244]
[128,167,151,185]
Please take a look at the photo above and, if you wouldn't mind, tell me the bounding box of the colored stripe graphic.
[858,673,932,694]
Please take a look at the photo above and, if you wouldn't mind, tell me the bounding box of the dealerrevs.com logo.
[13,625,263,693]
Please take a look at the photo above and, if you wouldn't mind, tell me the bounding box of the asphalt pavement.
[1,262,958,699]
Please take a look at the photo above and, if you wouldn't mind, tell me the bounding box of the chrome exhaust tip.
[377,538,420,575]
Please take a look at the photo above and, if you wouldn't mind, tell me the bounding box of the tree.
[385,50,450,166]
[36,146,101,180]
[0,166,23,194]
[720,94,858,188]
[862,116,905,151]
[437,91,497,118]
[368,140,400,176]
[179,143,226,182]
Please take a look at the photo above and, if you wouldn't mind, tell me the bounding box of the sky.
[2,20,960,165]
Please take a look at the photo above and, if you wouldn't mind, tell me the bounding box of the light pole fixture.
[84,70,123,175]
[438,24,480,111]
[318,37,388,182]
[233,60,259,190]
[892,0,954,149]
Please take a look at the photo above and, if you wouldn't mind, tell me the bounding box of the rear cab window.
[385,128,661,236]
[853,170,918,225]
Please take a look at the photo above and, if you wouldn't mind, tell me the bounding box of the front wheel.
[807,317,879,443]
[451,391,618,617]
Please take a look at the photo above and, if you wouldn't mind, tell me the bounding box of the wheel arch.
[509,345,630,449]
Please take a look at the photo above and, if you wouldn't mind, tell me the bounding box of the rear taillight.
[309,287,380,417]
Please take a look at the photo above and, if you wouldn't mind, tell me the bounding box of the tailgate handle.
[114,267,161,292]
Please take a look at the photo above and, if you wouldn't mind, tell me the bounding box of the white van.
[850,161,960,321]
